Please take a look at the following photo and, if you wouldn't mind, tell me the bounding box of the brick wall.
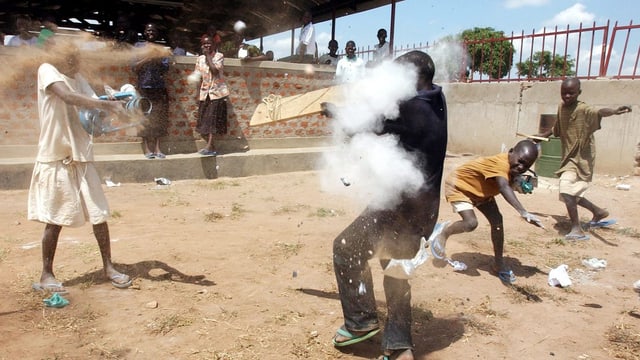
[0,48,336,146]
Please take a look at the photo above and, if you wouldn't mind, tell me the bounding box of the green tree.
[516,50,576,79]
[461,27,515,79]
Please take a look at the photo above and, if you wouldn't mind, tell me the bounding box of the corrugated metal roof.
[0,0,400,41]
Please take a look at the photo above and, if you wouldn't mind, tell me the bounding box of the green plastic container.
[536,136,562,178]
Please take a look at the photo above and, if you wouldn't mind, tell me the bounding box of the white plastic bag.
[548,264,572,287]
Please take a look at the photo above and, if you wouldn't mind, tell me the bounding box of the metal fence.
[356,20,639,83]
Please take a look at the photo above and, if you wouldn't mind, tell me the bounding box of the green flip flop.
[332,327,380,347]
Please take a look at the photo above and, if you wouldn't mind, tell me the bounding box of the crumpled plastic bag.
[548,264,572,287]
[582,258,607,270]
[383,237,430,279]
[43,292,70,308]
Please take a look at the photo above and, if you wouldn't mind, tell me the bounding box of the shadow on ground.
[63,260,216,287]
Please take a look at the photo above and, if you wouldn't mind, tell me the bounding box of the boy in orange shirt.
[431,140,542,283]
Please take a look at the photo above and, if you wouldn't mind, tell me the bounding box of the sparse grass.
[272,204,310,215]
[160,193,190,207]
[606,322,640,359]
[274,242,303,258]
[469,296,505,318]
[204,180,241,190]
[74,242,99,261]
[550,237,567,246]
[507,283,547,303]
[203,203,246,221]
[146,312,194,335]
[0,248,7,263]
[273,310,304,326]
[412,305,435,324]
[110,210,122,218]
[204,211,225,222]
[617,227,640,239]
[462,315,497,336]
[35,305,102,333]
[230,202,246,219]
[310,207,345,217]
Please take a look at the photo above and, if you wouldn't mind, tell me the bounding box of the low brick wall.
[0,48,335,146]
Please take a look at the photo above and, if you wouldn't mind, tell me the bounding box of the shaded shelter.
[0,0,402,55]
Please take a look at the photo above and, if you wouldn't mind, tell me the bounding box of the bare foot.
[380,349,414,360]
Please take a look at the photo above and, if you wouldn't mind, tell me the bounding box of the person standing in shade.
[296,11,316,63]
[371,28,391,65]
[335,40,365,84]
[8,14,37,47]
[277,10,316,64]
[29,39,132,294]
[318,39,340,66]
[134,23,170,159]
[332,51,448,360]
[192,34,229,156]
[536,78,632,240]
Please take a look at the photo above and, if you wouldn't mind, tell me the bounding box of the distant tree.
[461,27,515,79]
[516,50,576,79]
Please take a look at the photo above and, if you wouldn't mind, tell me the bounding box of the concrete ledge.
[0,146,333,190]
[0,137,332,158]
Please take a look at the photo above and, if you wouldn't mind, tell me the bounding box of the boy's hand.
[522,212,544,228]
[616,105,632,114]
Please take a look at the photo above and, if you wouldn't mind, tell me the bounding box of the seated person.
[239,43,273,62]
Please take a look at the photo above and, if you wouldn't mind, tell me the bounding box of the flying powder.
[319,60,425,210]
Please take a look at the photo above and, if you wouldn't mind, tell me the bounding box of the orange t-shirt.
[445,153,510,205]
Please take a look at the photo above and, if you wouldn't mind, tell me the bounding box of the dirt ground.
[1,155,640,360]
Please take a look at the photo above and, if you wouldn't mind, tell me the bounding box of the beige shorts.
[558,170,589,197]
[451,201,474,213]
[28,160,110,227]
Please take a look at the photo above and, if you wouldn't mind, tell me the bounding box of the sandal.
[490,264,516,284]
[428,221,449,260]
[332,326,380,347]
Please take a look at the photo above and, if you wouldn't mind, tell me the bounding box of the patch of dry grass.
[34,305,102,334]
[159,191,191,207]
[606,321,640,359]
[204,211,225,222]
[146,312,195,335]
[274,242,303,258]
[272,204,311,215]
[310,207,345,217]
[230,202,246,219]
[200,180,241,190]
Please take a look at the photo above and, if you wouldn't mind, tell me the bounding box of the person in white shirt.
[335,40,365,83]
[29,39,132,294]
[296,11,316,63]
[277,10,317,64]
[370,28,391,66]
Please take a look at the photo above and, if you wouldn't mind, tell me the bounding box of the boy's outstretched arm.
[599,105,632,117]
[495,176,543,227]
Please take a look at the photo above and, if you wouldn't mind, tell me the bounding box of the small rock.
[146,300,158,309]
